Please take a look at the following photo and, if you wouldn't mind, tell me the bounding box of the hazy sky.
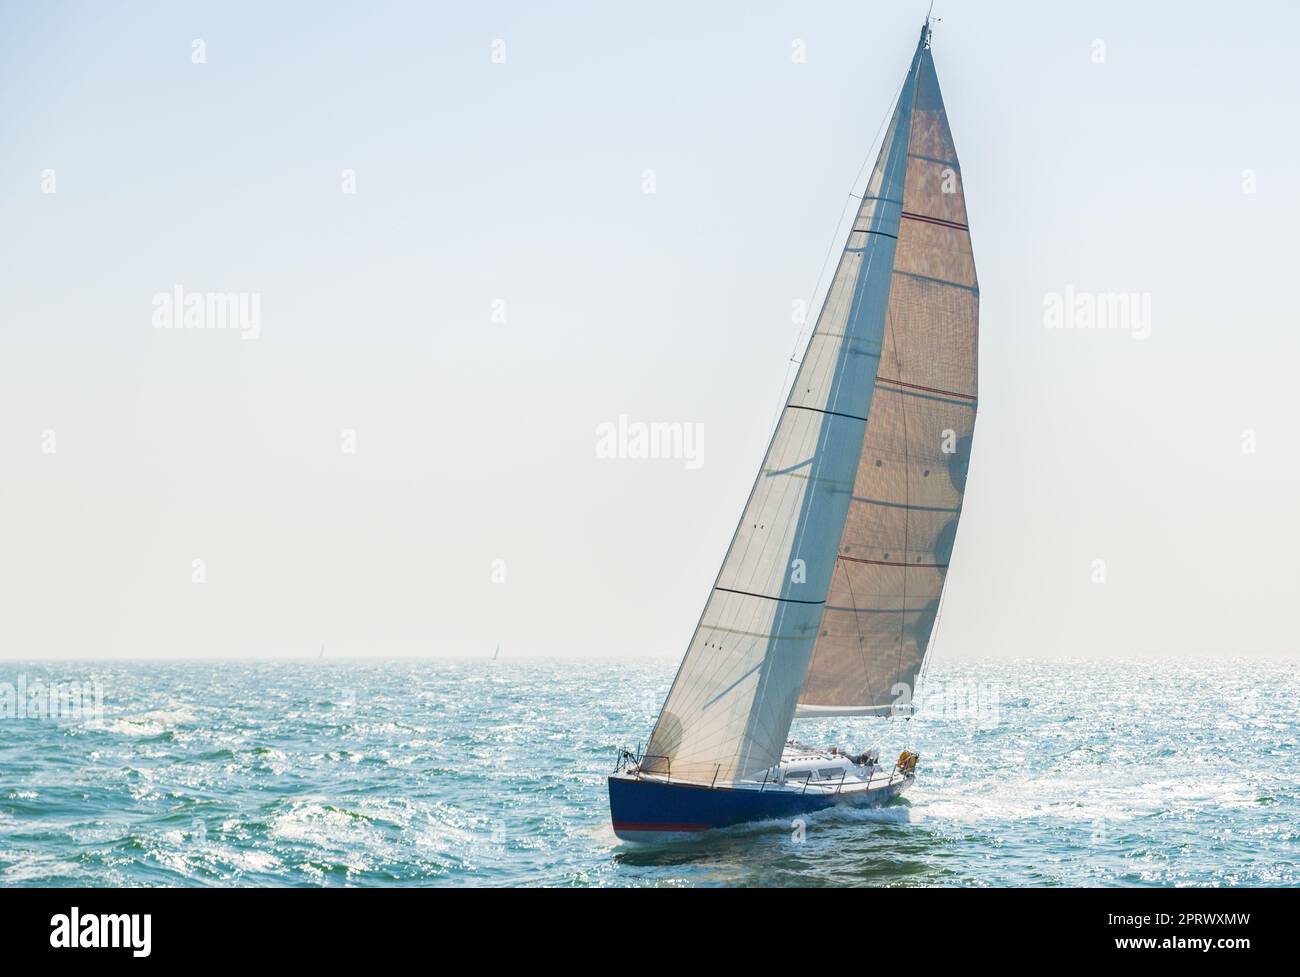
[2,1,1296,660]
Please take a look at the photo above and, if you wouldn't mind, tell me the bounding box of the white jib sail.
[642,33,932,785]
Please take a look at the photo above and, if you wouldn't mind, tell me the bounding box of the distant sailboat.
[318,644,325,660]
[610,19,978,839]
[492,643,501,661]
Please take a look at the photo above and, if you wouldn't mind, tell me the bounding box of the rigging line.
[766,70,909,438]
[852,73,909,190]
[799,67,908,359]
[919,579,948,692]
[789,192,856,364]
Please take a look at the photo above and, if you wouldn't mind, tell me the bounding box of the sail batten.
[643,26,971,784]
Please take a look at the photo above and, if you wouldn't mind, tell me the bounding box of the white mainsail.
[643,25,973,784]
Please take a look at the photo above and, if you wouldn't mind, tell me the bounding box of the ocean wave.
[2,659,1296,886]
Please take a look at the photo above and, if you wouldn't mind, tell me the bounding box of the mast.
[642,29,934,784]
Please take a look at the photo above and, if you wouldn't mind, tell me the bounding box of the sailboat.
[609,19,977,840]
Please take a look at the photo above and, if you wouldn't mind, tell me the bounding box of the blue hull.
[608,774,905,840]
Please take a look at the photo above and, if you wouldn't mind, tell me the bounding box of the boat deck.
[629,769,907,794]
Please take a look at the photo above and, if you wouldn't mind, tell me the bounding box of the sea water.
[0,659,1295,887]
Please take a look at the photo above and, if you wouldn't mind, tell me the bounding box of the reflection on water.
[0,658,1296,886]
